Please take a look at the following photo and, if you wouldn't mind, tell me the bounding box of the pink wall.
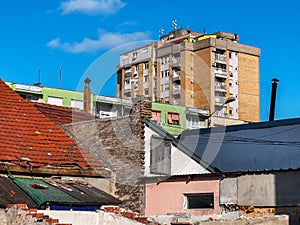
[145,178,221,216]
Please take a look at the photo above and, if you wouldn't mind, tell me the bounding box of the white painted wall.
[47,96,63,106]
[38,210,142,225]
[144,126,210,177]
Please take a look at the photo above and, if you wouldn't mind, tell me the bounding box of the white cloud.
[47,30,151,53]
[59,0,126,15]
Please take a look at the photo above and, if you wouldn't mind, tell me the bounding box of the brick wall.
[61,97,152,213]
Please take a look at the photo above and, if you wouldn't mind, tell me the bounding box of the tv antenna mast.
[34,69,42,86]
[59,66,63,89]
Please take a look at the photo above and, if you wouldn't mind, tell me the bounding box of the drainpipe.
[84,77,91,114]
[269,78,279,121]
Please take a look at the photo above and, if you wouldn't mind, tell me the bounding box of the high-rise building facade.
[117,28,260,122]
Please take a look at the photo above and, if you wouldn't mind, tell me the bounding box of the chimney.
[269,78,279,121]
[84,77,91,114]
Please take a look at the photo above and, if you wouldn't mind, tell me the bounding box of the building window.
[144,62,149,70]
[150,136,171,175]
[168,112,180,125]
[151,110,161,122]
[186,114,201,129]
[184,193,214,209]
[144,89,149,96]
[229,52,232,59]
[132,52,137,59]
[161,70,170,78]
[144,75,149,83]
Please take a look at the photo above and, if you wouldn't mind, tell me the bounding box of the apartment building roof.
[178,118,300,173]
[0,79,108,177]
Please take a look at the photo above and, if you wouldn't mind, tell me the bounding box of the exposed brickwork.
[62,97,152,213]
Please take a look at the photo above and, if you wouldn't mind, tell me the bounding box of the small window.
[144,62,149,70]
[168,112,180,125]
[229,52,232,59]
[184,193,214,209]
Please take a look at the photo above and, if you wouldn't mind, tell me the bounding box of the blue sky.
[1,0,300,121]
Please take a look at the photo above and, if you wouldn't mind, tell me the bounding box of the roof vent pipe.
[269,78,279,121]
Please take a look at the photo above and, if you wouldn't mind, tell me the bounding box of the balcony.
[215,96,226,105]
[124,72,131,79]
[173,86,181,95]
[215,54,226,63]
[161,90,169,98]
[172,98,181,105]
[160,77,169,85]
[173,71,181,82]
[215,82,227,92]
[124,84,131,90]
[215,68,227,78]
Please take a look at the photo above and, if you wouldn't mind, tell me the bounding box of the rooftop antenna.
[159,28,165,38]
[172,20,178,31]
[203,27,206,34]
[34,69,42,86]
[59,66,63,89]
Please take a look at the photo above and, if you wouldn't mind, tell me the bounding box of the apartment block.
[117,29,260,122]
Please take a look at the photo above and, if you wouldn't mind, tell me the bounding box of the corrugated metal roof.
[179,119,300,173]
[0,177,38,208]
[13,177,81,206]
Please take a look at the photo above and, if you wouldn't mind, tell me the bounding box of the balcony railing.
[215,54,226,63]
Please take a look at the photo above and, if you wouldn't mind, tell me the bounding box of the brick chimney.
[84,77,91,114]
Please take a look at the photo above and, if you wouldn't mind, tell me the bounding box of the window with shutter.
[150,136,171,175]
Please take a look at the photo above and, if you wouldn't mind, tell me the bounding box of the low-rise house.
[144,118,300,224]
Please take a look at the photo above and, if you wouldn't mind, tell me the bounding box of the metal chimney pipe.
[269,78,279,121]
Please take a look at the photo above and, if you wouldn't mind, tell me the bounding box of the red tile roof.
[33,102,96,125]
[0,79,104,170]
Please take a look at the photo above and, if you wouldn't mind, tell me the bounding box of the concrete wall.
[220,177,237,204]
[145,178,221,217]
[237,171,300,206]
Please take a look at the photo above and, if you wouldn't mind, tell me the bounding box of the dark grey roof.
[178,118,300,173]
[0,177,38,208]
[46,180,121,205]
